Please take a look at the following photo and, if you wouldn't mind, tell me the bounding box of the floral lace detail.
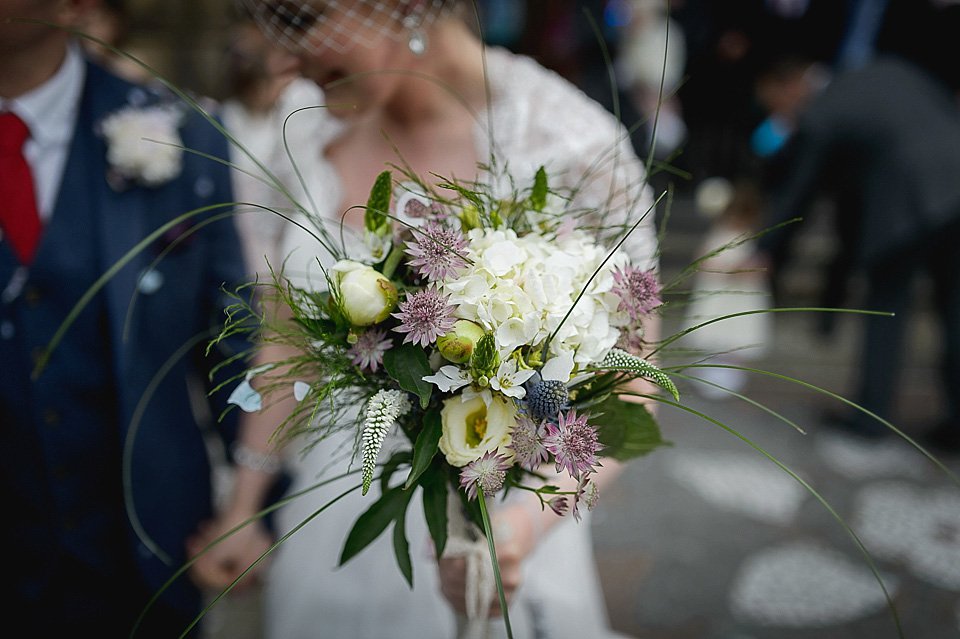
[477,49,657,269]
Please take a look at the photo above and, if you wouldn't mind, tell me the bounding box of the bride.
[191,2,658,637]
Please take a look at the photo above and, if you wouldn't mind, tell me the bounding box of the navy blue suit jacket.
[6,59,248,615]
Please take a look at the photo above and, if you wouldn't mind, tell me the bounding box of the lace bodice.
[233,47,657,287]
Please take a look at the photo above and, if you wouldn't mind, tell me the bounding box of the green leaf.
[339,485,411,567]
[382,342,432,408]
[530,165,548,211]
[421,464,449,559]
[365,170,392,234]
[380,450,412,495]
[393,497,413,588]
[593,396,671,461]
[405,405,442,489]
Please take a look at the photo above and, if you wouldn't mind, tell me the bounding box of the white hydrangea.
[440,227,631,365]
[101,105,183,187]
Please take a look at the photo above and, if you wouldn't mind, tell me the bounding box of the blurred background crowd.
[79,0,960,187]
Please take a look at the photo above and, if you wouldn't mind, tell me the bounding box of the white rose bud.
[332,260,398,327]
[435,319,485,364]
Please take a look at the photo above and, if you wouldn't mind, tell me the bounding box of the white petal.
[423,365,471,392]
[500,385,527,399]
[293,381,311,401]
[227,380,262,412]
[512,368,537,385]
[541,350,575,382]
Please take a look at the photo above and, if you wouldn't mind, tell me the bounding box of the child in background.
[684,177,773,399]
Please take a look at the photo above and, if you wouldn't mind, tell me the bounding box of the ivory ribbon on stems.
[443,491,497,639]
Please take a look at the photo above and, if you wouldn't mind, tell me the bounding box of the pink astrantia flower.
[571,473,599,522]
[612,265,661,322]
[616,326,645,354]
[349,327,392,372]
[543,409,602,479]
[547,495,569,516]
[405,222,469,282]
[392,287,457,347]
[510,415,550,470]
[401,196,445,221]
[459,450,512,500]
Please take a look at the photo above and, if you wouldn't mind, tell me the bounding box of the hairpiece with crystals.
[239,0,449,56]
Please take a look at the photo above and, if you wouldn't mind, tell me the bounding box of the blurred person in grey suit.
[758,1,960,452]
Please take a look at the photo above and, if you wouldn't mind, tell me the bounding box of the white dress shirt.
[0,42,85,222]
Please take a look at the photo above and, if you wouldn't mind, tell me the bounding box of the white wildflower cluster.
[360,389,411,494]
[101,105,184,187]
[439,227,631,364]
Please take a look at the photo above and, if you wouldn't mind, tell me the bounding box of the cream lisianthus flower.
[438,392,516,467]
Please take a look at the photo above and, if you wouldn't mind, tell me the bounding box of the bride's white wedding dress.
[230,47,656,639]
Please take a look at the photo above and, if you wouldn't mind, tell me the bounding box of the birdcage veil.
[238,0,450,56]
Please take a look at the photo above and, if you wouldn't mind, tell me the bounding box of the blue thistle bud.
[526,379,570,422]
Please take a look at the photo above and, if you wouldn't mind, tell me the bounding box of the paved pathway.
[594,308,960,639]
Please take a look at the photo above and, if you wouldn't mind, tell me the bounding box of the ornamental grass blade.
[655,396,905,638]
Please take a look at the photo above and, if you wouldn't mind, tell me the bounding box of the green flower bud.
[436,319,485,364]
[459,205,481,231]
[470,332,499,381]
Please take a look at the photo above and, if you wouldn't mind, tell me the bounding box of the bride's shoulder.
[278,78,342,145]
[483,48,628,167]
[489,48,619,126]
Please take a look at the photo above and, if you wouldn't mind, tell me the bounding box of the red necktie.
[0,112,43,265]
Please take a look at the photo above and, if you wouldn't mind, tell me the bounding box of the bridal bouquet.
[220,165,674,604]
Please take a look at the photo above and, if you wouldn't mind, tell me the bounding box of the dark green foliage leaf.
[421,464,449,559]
[339,485,412,567]
[365,170,392,234]
[393,498,413,588]
[380,450,413,494]
[458,486,482,530]
[382,343,433,408]
[593,396,671,461]
[405,405,442,489]
[530,165,548,211]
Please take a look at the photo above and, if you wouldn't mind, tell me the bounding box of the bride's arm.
[187,339,297,590]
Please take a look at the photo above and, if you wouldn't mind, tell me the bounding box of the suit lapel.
[55,61,151,409]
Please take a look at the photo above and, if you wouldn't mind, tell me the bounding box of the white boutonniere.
[100,104,184,189]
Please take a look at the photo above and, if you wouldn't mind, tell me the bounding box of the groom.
[1,1,251,636]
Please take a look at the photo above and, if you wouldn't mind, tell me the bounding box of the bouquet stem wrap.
[444,491,498,639]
